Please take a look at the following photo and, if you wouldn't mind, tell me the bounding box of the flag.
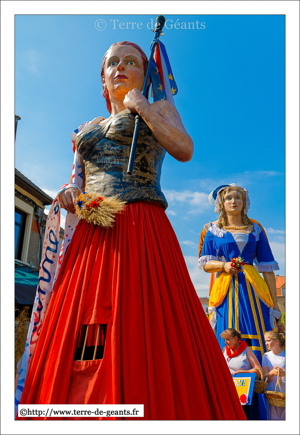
[150,40,178,106]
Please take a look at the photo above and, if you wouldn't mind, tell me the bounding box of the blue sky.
[14,14,285,297]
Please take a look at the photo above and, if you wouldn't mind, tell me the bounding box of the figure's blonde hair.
[217,186,252,228]
[265,330,285,350]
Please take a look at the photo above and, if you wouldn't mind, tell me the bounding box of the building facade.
[15,169,65,307]
[276,275,286,313]
[199,297,209,314]
[15,168,54,267]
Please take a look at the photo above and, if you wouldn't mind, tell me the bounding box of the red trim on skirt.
[18,202,246,420]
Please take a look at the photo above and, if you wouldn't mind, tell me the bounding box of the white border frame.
[1,2,299,435]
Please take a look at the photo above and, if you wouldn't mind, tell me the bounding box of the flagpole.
[127,15,165,175]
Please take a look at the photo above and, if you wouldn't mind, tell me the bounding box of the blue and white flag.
[150,40,178,106]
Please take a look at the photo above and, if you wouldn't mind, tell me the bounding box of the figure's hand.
[123,89,150,115]
[89,116,106,125]
[273,306,282,325]
[269,367,285,377]
[274,304,281,314]
[276,368,285,377]
[58,187,82,214]
[224,262,241,275]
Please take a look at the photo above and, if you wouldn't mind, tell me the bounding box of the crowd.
[221,327,285,420]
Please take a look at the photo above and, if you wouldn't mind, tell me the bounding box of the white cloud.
[269,241,285,275]
[41,188,57,199]
[167,210,177,216]
[189,192,209,206]
[60,214,66,230]
[190,229,201,236]
[43,205,67,230]
[266,228,285,235]
[181,240,198,249]
[164,189,211,214]
[243,170,282,177]
[184,255,211,297]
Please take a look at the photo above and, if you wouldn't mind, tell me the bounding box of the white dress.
[223,347,252,374]
[262,350,285,420]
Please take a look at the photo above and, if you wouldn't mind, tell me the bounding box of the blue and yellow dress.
[199,223,279,364]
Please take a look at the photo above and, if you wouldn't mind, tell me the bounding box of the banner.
[232,373,256,406]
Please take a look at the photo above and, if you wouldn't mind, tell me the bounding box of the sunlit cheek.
[132,71,144,88]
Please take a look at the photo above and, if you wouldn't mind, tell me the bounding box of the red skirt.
[19,202,246,420]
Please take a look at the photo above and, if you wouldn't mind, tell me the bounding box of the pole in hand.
[127,15,166,175]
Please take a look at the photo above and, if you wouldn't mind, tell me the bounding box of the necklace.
[223,225,248,230]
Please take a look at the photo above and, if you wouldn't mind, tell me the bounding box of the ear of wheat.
[75,192,126,227]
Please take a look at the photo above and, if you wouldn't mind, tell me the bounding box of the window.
[15,208,27,260]
[282,286,285,296]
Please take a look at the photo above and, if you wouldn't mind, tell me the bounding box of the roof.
[15,168,53,205]
[276,276,285,289]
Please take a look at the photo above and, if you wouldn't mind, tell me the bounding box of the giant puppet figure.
[17,40,246,420]
[198,184,281,365]
[198,194,270,297]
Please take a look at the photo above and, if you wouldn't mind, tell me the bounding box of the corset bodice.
[75,109,168,209]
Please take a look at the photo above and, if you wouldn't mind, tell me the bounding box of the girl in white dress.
[262,331,285,420]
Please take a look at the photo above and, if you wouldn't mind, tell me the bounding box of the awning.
[15,262,39,305]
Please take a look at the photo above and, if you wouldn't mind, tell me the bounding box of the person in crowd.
[277,321,285,335]
[262,330,285,420]
[17,41,246,420]
[221,328,263,419]
[198,184,281,365]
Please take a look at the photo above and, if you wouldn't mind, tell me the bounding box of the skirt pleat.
[19,202,246,420]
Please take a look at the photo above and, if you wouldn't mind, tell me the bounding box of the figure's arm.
[272,366,285,377]
[255,229,281,319]
[263,271,281,315]
[263,365,285,382]
[262,365,275,382]
[238,347,262,374]
[204,261,240,275]
[123,89,193,162]
[58,154,84,214]
[233,348,262,375]
[198,228,207,258]
[198,229,239,275]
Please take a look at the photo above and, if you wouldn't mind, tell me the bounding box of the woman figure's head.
[220,328,242,350]
[101,41,149,114]
[264,330,285,351]
[218,186,252,228]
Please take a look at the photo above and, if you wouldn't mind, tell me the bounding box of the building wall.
[15,196,34,263]
[27,230,41,267]
[277,296,285,313]
[15,189,44,266]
